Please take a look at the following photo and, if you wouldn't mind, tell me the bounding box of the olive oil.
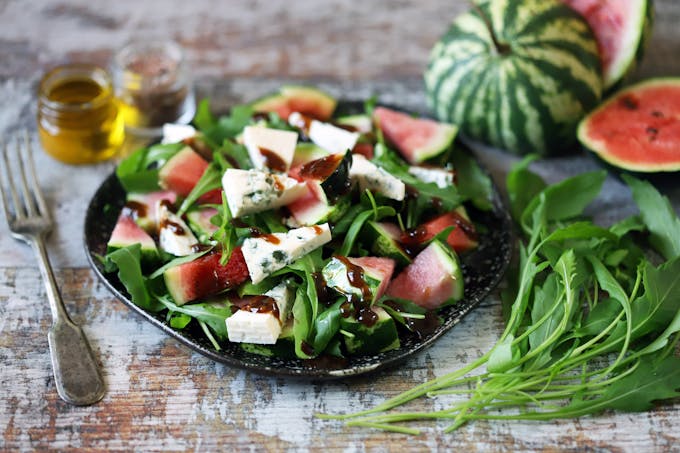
[38,65,124,164]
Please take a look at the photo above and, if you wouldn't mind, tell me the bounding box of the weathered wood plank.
[0,267,678,451]
[0,0,679,450]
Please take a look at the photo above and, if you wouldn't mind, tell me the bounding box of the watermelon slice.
[251,85,337,121]
[373,106,458,164]
[578,78,680,172]
[125,190,177,233]
[386,241,463,310]
[401,207,478,254]
[107,214,158,263]
[347,256,396,301]
[322,256,395,303]
[563,0,653,90]
[287,180,348,226]
[186,207,219,241]
[158,146,222,204]
[164,248,249,305]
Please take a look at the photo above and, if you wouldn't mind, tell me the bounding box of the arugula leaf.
[521,171,606,231]
[104,245,163,312]
[159,296,233,340]
[177,162,225,216]
[624,175,680,260]
[312,300,343,353]
[219,139,253,170]
[506,155,546,222]
[569,356,680,413]
[292,286,314,359]
[450,145,493,211]
[196,101,254,148]
[116,143,184,193]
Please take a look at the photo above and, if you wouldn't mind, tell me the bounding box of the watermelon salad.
[102,85,494,360]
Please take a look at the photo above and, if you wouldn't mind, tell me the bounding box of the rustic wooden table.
[1,0,679,451]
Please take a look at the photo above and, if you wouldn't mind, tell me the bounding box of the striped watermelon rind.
[425,0,603,155]
[577,77,680,173]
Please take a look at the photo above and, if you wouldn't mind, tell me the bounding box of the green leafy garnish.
[319,167,680,434]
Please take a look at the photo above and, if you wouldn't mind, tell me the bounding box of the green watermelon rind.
[424,0,603,155]
[577,77,680,173]
[414,123,459,164]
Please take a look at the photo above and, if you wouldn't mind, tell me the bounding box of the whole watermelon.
[425,0,603,155]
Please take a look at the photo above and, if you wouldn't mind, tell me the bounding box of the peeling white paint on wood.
[1,0,679,449]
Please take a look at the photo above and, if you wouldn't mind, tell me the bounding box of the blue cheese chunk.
[349,154,405,201]
[302,116,360,154]
[242,223,332,284]
[156,201,198,256]
[225,281,294,344]
[242,126,298,172]
[222,168,307,218]
[408,166,455,189]
[161,123,196,144]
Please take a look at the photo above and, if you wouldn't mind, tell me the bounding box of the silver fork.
[0,132,105,405]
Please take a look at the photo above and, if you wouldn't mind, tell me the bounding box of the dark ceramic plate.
[84,102,513,379]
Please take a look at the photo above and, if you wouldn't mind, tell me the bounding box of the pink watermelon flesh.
[578,78,680,172]
[347,256,396,300]
[108,214,158,259]
[563,0,648,89]
[376,222,402,241]
[287,181,329,225]
[164,248,249,305]
[372,106,457,164]
[158,147,221,203]
[125,190,177,232]
[386,242,463,310]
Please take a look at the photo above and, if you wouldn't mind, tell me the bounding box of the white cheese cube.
[349,155,405,201]
[156,201,198,256]
[408,166,455,189]
[308,119,359,154]
[242,223,332,284]
[224,281,294,344]
[226,310,281,344]
[222,168,307,218]
[265,281,294,322]
[243,126,298,172]
[161,124,196,144]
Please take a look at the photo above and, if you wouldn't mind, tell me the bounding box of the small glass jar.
[37,64,125,164]
[112,40,195,137]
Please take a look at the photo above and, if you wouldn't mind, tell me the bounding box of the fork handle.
[30,235,105,406]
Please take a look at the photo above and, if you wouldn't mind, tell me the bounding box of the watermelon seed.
[620,95,639,110]
[651,110,664,118]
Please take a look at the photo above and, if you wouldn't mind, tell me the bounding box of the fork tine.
[1,138,24,220]
[15,132,38,218]
[0,141,14,221]
[22,131,49,219]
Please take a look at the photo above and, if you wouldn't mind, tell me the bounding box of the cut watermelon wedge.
[164,248,249,305]
[158,146,221,203]
[578,77,680,173]
[563,0,653,90]
[373,106,458,164]
[251,86,337,121]
[107,214,159,264]
[386,241,463,310]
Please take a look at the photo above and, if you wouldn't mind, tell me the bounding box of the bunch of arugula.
[319,157,680,434]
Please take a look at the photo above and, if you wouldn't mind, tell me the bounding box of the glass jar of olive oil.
[37,64,124,164]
